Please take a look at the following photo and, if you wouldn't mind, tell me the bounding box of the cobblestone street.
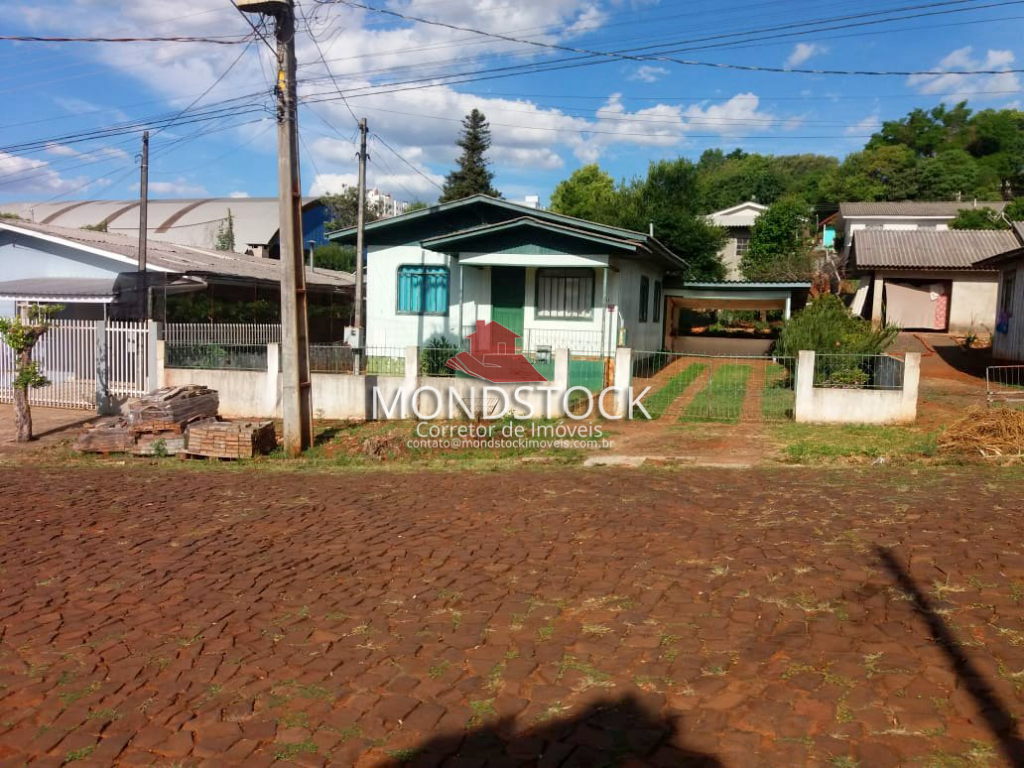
[0,466,1022,766]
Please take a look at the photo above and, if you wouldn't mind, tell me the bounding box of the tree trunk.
[13,386,31,442]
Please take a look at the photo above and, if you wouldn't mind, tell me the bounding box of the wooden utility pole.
[238,0,311,454]
[137,130,149,320]
[354,118,368,372]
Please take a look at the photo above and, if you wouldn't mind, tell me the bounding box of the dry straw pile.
[939,406,1024,458]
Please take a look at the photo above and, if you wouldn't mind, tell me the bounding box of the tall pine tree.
[439,109,500,202]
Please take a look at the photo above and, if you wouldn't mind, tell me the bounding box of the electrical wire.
[0,34,250,44]
[372,133,442,192]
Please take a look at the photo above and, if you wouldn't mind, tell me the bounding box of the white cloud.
[907,47,1021,101]
[44,143,129,163]
[0,151,96,196]
[786,42,828,68]
[144,178,208,196]
[228,191,250,198]
[846,113,881,137]
[629,66,669,83]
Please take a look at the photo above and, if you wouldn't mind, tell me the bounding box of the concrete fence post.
[154,340,166,390]
[553,348,570,418]
[146,320,160,393]
[900,352,921,422]
[614,347,632,418]
[266,343,280,418]
[94,319,114,416]
[794,350,816,423]
[403,346,419,420]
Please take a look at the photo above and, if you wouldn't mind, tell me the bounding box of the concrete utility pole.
[137,130,149,320]
[354,118,368,373]
[237,0,312,454]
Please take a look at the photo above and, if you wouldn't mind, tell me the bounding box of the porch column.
[784,295,792,320]
[456,258,464,341]
[871,274,885,327]
[600,268,609,358]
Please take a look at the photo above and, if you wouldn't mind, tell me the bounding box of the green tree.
[741,198,814,279]
[1003,198,1024,221]
[549,164,619,222]
[406,201,429,212]
[321,187,380,231]
[966,108,1024,198]
[776,294,899,358]
[819,145,919,202]
[311,243,356,272]
[439,109,500,202]
[215,209,235,251]
[916,149,981,200]
[868,102,974,157]
[0,304,62,442]
[948,206,1009,230]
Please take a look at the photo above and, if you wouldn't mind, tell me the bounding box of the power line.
[297,3,360,126]
[322,0,1024,77]
[371,133,442,191]
[0,34,250,44]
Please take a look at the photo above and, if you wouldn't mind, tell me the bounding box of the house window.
[397,265,449,315]
[639,275,650,323]
[535,268,594,319]
[653,280,662,323]
[734,235,749,257]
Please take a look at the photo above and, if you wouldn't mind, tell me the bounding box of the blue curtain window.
[398,265,449,314]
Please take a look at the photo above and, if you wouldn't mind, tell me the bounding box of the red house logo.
[446,320,546,383]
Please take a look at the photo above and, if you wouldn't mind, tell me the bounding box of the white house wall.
[871,269,999,334]
[843,218,952,250]
[614,258,665,352]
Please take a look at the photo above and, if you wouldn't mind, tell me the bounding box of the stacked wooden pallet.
[185,419,276,459]
[73,417,134,454]
[127,386,219,433]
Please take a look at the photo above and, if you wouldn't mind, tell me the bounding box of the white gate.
[0,319,152,410]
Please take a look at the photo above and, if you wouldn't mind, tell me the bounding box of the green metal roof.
[420,216,642,254]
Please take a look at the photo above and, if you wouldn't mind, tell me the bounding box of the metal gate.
[0,319,152,410]
[632,351,796,422]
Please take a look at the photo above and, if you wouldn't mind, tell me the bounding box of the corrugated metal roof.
[839,201,1008,218]
[0,277,116,298]
[1013,221,1024,243]
[853,229,1017,270]
[0,198,323,254]
[0,220,353,289]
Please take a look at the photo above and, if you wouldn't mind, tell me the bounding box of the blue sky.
[1,0,1021,207]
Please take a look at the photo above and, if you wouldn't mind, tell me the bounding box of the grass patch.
[273,740,318,761]
[428,660,451,679]
[63,746,95,764]
[761,362,796,420]
[635,362,706,419]
[682,364,751,423]
[774,423,939,463]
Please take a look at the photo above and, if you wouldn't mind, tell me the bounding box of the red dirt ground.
[1,466,1022,766]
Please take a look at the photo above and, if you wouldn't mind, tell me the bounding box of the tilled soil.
[0,466,1022,766]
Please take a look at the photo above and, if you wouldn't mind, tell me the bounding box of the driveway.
[0,467,1022,766]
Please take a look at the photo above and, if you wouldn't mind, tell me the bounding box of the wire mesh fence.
[813,354,904,390]
[632,351,795,422]
[165,344,268,371]
[986,365,1024,407]
[309,346,406,376]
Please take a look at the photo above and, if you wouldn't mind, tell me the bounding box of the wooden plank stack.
[126,386,219,433]
[73,417,134,454]
[185,419,276,459]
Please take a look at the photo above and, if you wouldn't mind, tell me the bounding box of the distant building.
[366,188,409,218]
[0,198,335,259]
[837,200,1009,252]
[709,202,768,279]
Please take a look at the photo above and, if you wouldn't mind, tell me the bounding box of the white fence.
[164,323,281,346]
[0,319,152,410]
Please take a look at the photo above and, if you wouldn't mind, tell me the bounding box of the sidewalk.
[0,404,97,454]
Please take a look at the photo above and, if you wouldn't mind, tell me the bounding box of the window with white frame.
[535,268,594,319]
[734,234,750,257]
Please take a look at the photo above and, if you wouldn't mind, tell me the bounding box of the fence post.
[553,348,570,418]
[794,350,815,423]
[402,346,419,420]
[266,343,280,418]
[155,340,166,390]
[94,320,113,415]
[613,347,632,418]
[900,352,921,422]
[146,320,160,393]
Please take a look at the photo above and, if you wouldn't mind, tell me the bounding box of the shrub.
[775,294,899,358]
[419,333,460,376]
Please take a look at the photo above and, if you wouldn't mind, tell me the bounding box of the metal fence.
[164,323,281,346]
[0,319,151,409]
[310,345,406,376]
[632,351,796,422]
[986,365,1024,407]
[165,344,269,371]
[813,353,904,390]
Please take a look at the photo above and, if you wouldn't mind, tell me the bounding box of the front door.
[490,267,526,347]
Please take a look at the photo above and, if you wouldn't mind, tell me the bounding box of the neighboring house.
[0,198,335,258]
[328,194,686,356]
[837,200,1009,253]
[850,229,1020,333]
[976,222,1024,362]
[0,220,352,322]
[709,201,767,279]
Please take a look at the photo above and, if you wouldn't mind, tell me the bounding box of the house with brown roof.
[850,228,1020,334]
